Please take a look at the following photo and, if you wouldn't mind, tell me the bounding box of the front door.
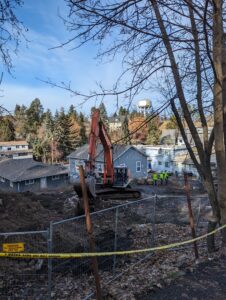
[40,177,47,189]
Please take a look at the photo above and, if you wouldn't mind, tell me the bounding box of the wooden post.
[79,166,102,300]
[184,172,199,259]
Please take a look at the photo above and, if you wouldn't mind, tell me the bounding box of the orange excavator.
[74,109,141,201]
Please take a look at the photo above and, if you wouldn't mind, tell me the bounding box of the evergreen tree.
[54,108,79,159]
[119,106,127,117]
[25,98,44,134]
[78,112,87,145]
[0,117,15,141]
[146,119,161,145]
[14,104,27,139]
[14,104,21,117]
[30,137,44,161]
[68,104,78,119]
[43,109,54,133]
[99,102,109,129]
[54,109,59,121]
[121,115,131,145]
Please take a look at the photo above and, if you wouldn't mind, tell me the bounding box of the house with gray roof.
[67,144,148,181]
[0,158,69,192]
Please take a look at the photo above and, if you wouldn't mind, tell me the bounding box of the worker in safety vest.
[163,171,169,185]
[159,171,164,185]
[152,172,158,186]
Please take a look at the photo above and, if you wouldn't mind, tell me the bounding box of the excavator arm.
[74,108,141,204]
[87,109,114,184]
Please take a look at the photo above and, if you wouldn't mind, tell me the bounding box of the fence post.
[48,222,53,299]
[151,194,157,246]
[113,206,119,274]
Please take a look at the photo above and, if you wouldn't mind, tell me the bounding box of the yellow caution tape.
[1,224,225,259]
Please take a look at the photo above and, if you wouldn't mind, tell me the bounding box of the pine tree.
[68,104,78,120]
[31,137,44,161]
[146,118,161,145]
[43,109,54,133]
[25,98,44,134]
[14,104,27,139]
[78,112,87,145]
[121,115,131,145]
[99,102,109,129]
[54,108,79,159]
[119,106,127,117]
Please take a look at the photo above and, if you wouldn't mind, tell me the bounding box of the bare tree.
[0,0,25,73]
[56,0,226,250]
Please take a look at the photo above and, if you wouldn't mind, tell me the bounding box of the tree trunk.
[203,167,220,251]
[213,0,226,243]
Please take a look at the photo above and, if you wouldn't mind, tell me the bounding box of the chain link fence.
[0,194,213,299]
[0,230,49,299]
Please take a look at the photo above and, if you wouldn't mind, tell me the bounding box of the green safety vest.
[160,173,164,179]
[153,174,158,180]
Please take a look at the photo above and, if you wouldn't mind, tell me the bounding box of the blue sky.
[1,0,152,116]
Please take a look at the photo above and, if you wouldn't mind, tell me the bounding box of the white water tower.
[138,99,152,116]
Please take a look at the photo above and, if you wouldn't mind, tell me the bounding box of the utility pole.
[79,166,102,300]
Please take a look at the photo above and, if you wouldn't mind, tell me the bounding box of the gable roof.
[0,158,68,182]
[68,144,147,162]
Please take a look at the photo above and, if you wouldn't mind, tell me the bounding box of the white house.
[0,141,33,159]
[135,144,206,177]
[177,127,213,146]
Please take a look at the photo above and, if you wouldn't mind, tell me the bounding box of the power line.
[113,98,173,144]
[93,98,174,160]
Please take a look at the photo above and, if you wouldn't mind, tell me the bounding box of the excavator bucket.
[73,176,96,199]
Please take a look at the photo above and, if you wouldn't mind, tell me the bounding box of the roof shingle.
[0,158,68,182]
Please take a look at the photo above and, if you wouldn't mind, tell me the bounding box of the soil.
[1,175,224,300]
[139,255,226,300]
[0,187,79,232]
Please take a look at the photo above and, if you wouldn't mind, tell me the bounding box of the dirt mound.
[0,192,56,232]
[0,189,79,232]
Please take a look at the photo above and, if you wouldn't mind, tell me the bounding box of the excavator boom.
[74,108,141,203]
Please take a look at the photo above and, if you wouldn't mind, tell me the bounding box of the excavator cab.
[113,166,128,187]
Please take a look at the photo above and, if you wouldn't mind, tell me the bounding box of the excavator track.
[95,187,141,200]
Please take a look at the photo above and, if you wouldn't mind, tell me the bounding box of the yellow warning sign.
[3,243,25,253]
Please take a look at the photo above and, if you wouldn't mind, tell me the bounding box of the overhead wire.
[112,98,173,144]
[93,97,174,161]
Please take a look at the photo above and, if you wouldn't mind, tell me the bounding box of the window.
[22,145,26,148]
[158,161,162,165]
[0,146,2,150]
[16,145,19,149]
[25,179,34,185]
[136,161,141,172]
[7,147,11,151]
[165,162,169,168]
[52,175,60,181]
